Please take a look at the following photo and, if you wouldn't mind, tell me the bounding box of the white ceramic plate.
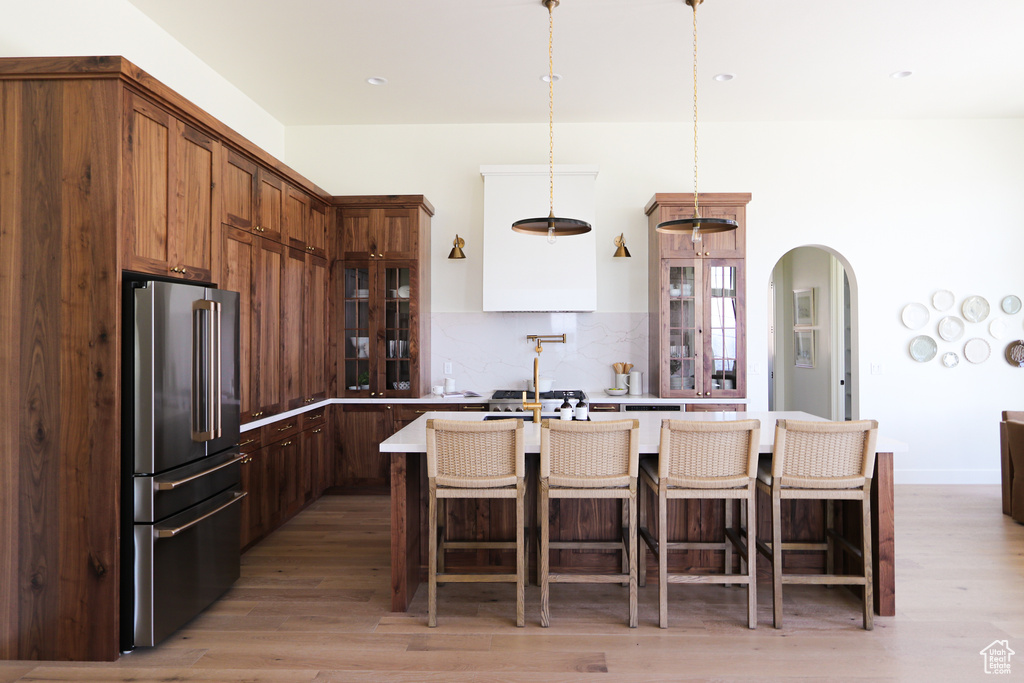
[932,289,955,311]
[901,303,929,330]
[941,352,959,368]
[964,337,991,364]
[989,318,1007,339]
[1002,295,1022,315]
[962,295,990,323]
[909,335,938,362]
[937,316,965,342]
[605,388,628,396]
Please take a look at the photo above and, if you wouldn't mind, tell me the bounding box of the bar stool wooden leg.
[638,480,648,588]
[658,483,669,629]
[428,486,438,628]
[628,485,638,628]
[540,479,551,628]
[724,498,734,586]
[825,499,834,585]
[746,493,757,629]
[862,491,874,631]
[516,480,525,627]
[437,498,446,575]
[771,487,783,629]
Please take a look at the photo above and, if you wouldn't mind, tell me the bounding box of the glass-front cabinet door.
[704,260,744,399]
[658,258,744,399]
[383,265,412,394]
[343,265,372,394]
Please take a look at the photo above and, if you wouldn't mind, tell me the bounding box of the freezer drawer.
[134,449,242,524]
[133,486,246,647]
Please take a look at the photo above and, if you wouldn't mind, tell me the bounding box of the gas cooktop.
[491,389,586,401]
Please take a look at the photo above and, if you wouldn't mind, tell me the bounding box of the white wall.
[0,0,285,157]
[779,247,834,417]
[288,118,1024,484]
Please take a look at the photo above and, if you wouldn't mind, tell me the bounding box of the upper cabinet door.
[339,207,375,259]
[283,184,309,251]
[255,169,283,243]
[307,199,327,258]
[645,193,749,260]
[338,204,421,260]
[122,92,172,274]
[221,148,258,230]
[122,91,214,281]
[172,122,217,281]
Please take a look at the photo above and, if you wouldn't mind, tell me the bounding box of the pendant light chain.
[548,1,555,217]
[691,0,700,218]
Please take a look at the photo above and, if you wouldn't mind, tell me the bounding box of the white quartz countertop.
[378,410,907,455]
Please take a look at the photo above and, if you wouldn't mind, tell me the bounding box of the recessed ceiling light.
[366,77,388,86]
[713,73,735,82]
[540,73,562,83]
[890,70,913,79]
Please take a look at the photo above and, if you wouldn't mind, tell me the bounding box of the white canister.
[628,370,643,396]
[431,385,444,396]
[444,377,455,394]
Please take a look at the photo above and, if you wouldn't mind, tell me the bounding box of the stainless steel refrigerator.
[121,276,243,650]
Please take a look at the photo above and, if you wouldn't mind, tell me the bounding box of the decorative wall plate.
[962,296,990,323]
[989,318,1007,339]
[909,335,938,362]
[901,303,929,330]
[964,337,991,364]
[937,316,965,342]
[1006,340,1024,368]
[941,351,959,368]
[1002,295,1022,315]
[932,289,955,311]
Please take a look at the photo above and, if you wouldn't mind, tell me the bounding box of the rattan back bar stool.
[425,418,526,627]
[539,419,640,628]
[638,418,761,628]
[755,418,879,630]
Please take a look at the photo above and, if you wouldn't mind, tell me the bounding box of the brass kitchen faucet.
[522,334,566,421]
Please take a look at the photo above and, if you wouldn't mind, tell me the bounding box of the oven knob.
[515,407,523,412]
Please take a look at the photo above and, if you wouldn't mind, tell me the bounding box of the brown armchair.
[1000,411,1024,522]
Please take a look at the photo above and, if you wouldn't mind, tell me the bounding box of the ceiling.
[127,0,1024,126]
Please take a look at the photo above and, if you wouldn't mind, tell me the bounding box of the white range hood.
[481,164,598,312]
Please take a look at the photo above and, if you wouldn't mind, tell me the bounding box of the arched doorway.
[768,246,858,420]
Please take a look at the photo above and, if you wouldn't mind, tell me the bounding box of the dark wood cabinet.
[255,168,284,243]
[335,404,395,489]
[337,201,428,261]
[221,148,258,230]
[283,184,310,251]
[307,199,328,258]
[647,193,751,400]
[220,227,258,421]
[122,91,218,282]
[304,253,329,404]
[253,238,285,418]
[282,247,306,410]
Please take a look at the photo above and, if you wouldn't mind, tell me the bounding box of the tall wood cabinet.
[0,56,336,661]
[334,196,433,399]
[646,193,751,399]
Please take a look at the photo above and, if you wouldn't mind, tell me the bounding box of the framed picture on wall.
[794,330,815,368]
[793,288,815,327]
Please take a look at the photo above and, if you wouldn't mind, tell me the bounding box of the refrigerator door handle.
[153,490,247,539]
[191,300,222,441]
[152,452,244,491]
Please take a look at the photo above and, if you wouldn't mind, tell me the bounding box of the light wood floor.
[3,486,1022,682]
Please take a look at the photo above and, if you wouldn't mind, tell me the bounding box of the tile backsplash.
[430,312,649,393]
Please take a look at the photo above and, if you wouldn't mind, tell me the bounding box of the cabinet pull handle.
[312,429,322,434]
[277,424,295,431]
[378,253,384,258]
[252,411,264,418]
[280,441,292,447]
[305,397,315,403]
[239,438,256,447]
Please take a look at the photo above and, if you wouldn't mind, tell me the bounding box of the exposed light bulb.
[547,225,557,244]
[691,226,702,243]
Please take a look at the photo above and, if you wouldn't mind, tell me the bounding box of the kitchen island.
[380,411,905,618]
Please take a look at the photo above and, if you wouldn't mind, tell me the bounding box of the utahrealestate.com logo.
[980,640,1014,675]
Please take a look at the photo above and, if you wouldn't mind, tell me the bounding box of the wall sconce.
[613,233,630,258]
[448,235,466,259]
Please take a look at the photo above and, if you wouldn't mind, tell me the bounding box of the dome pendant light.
[655,0,737,241]
[511,0,592,243]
